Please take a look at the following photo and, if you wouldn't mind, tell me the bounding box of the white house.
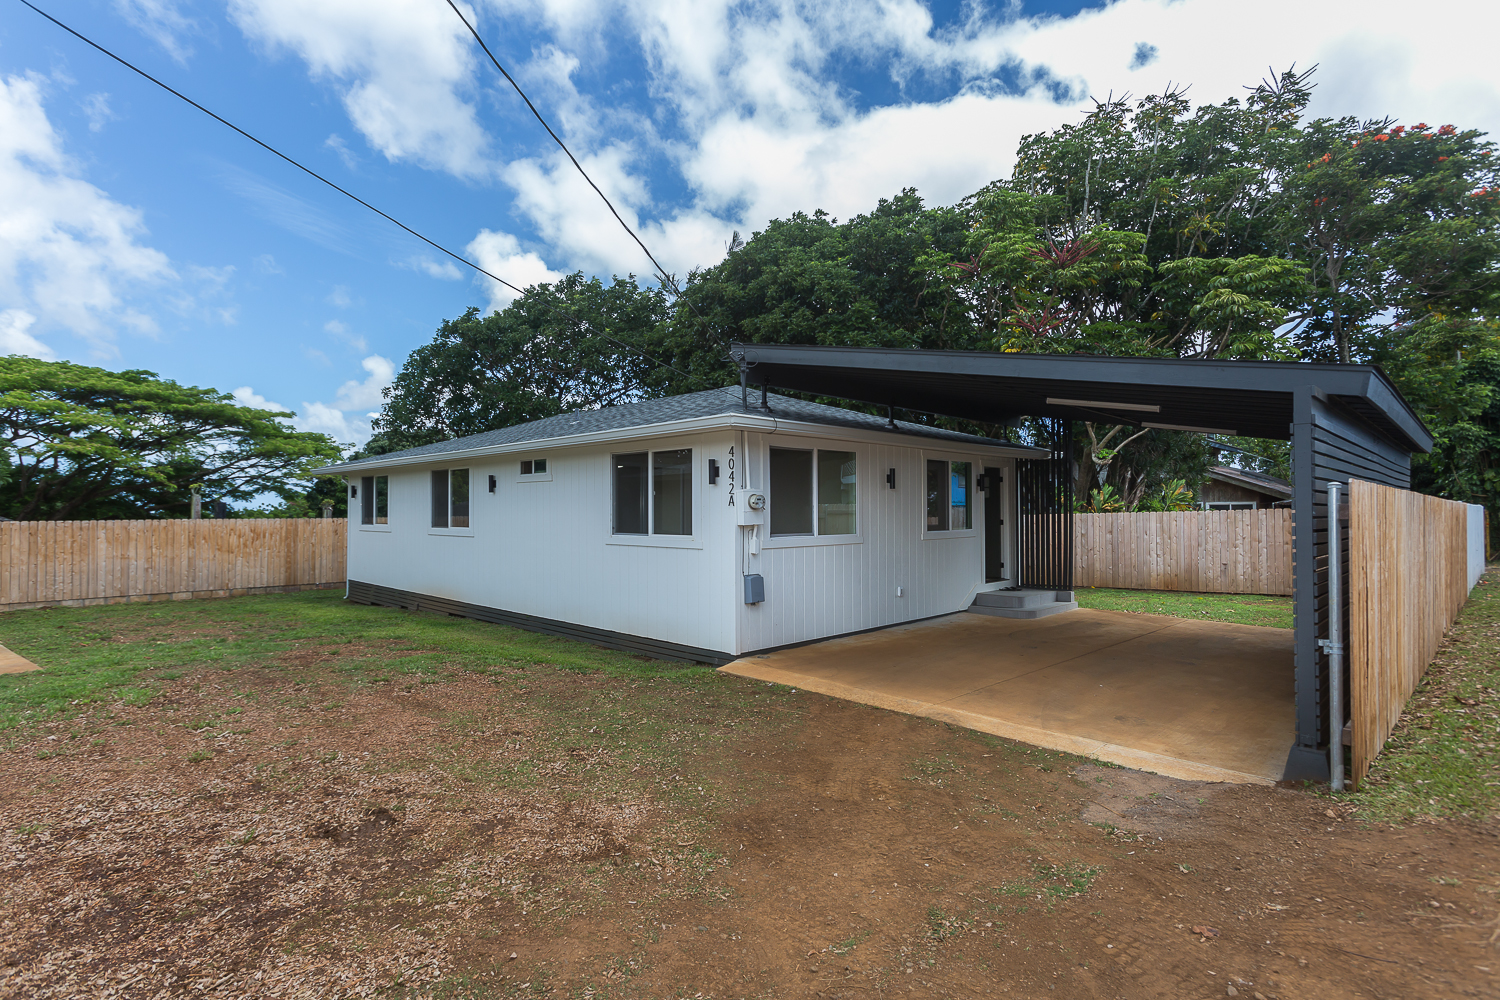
[319,389,1050,664]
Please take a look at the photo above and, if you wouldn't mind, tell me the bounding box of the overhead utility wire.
[18,0,719,396]
[440,0,682,297]
[17,0,528,300]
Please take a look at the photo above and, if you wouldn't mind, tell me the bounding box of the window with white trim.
[519,458,548,476]
[612,449,693,536]
[359,475,388,525]
[769,447,856,537]
[926,459,972,531]
[430,468,470,528]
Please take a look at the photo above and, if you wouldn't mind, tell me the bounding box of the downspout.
[342,476,351,601]
[1322,481,1346,791]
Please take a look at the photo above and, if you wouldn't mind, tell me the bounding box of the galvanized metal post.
[1324,481,1345,791]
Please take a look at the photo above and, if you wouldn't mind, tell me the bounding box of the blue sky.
[2,0,1496,449]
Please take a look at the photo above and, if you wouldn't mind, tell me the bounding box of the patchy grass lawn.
[1,589,1496,999]
[0,589,704,732]
[1350,568,1500,824]
[1073,586,1293,629]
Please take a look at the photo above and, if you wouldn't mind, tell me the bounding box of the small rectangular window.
[950,461,971,529]
[927,459,972,531]
[613,452,648,534]
[431,470,448,528]
[361,475,375,525]
[817,450,856,535]
[520,457,549,478]
[532,458,547,474]
[520,460,532,475]
[926,459,947,530]
[374,476,388,524]
[652,449,693,536]
[450,468,470,528]
[770,448,813,536]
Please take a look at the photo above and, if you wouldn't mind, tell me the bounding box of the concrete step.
[967,588,1078,620]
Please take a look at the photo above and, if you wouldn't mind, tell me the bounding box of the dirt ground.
[2,652,1498,999]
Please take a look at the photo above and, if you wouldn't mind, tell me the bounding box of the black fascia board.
[734,344,1433,453]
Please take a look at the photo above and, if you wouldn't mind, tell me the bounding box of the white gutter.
[317,410,1048,475]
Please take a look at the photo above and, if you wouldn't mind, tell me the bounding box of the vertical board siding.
[1348,480,1470,785]
[0,519,347,610]
[1072,510,1293,595]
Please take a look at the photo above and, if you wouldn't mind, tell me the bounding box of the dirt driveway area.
[1,591,1497,999]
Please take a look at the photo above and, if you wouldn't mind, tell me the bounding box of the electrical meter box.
[743,573,765,605]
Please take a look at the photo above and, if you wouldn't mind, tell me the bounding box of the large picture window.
[360,475,388,525]
[770,447,856,537]
[926,459,972,531]
[613,449,692,537]
[430,469,470,529]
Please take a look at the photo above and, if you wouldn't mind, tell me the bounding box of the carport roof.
[733,344,1433,452]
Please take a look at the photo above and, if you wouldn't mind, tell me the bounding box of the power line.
[19,0,729,396]
[18,0,529,299]
[441,0,681,297]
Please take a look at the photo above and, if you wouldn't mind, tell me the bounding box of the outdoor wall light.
[886,468,896,489]
[488,475,497,493]
[349,484,357,498]
[709,458,720,484]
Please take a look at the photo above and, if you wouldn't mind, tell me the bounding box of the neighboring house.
[317,389,1048,665]
[1199,465,1293,510]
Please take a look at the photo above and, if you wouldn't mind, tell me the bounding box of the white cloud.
[228,0,492,178]
[324,133,359,170]
[398,256,464,281]
[0,308,55,360]
[252,253,283,275]
[80,93,114,133]
[465,229,564,313]
[115,0,198,64]
[326,284,352,307]
[333,354,395,410]
[323,318,367,352]
[0,73,175,355]
[233,354,393,446]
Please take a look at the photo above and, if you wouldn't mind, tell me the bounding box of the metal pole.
[1325,481,1345,791]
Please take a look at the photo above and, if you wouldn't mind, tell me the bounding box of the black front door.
[984,466,1005,582]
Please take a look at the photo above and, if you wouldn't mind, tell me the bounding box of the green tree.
[373,273,672,449]
[654,189,981,392]
[0,357,340,520]
[1366,317,1500,532]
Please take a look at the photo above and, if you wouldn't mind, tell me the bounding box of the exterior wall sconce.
[488,475,497,493]
[886,468,896,490]
[709,458,720,484]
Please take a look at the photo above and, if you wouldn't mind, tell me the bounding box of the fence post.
[1322,482,1345,791]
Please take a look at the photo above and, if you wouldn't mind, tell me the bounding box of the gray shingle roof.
[319,388,1028,473]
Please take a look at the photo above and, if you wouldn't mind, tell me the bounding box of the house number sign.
[726,445,736,506]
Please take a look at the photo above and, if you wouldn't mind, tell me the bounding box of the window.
[926,459,972,531]
[770,447,856,537]
[653,449,692,535]
[430,469,470,529]
[359,475,388,525]
[520,458,548,476]
[613,449,693,536]
[1202,501,1256,511]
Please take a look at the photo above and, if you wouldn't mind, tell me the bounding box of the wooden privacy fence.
[1073,509,1294,595]
[0,519,347,611]
[1348,480,1471,784]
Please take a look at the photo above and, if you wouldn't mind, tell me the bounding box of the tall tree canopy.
[370,273,672,453]
[375,69,1498,524]
[0,358,340,520]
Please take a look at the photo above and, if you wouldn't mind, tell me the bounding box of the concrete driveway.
[722,609,1295,784]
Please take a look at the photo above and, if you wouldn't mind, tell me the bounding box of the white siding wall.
[346,431,741,654]
[733,429,1010,654]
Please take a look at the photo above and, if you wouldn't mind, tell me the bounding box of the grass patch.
[993,861,1103,911]
[1073,587,1292,629]
[1350,569,1500,824]
[0,589,712,731]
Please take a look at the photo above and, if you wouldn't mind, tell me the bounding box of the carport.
[725,608,1293,784]
[727,343,1433,782]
